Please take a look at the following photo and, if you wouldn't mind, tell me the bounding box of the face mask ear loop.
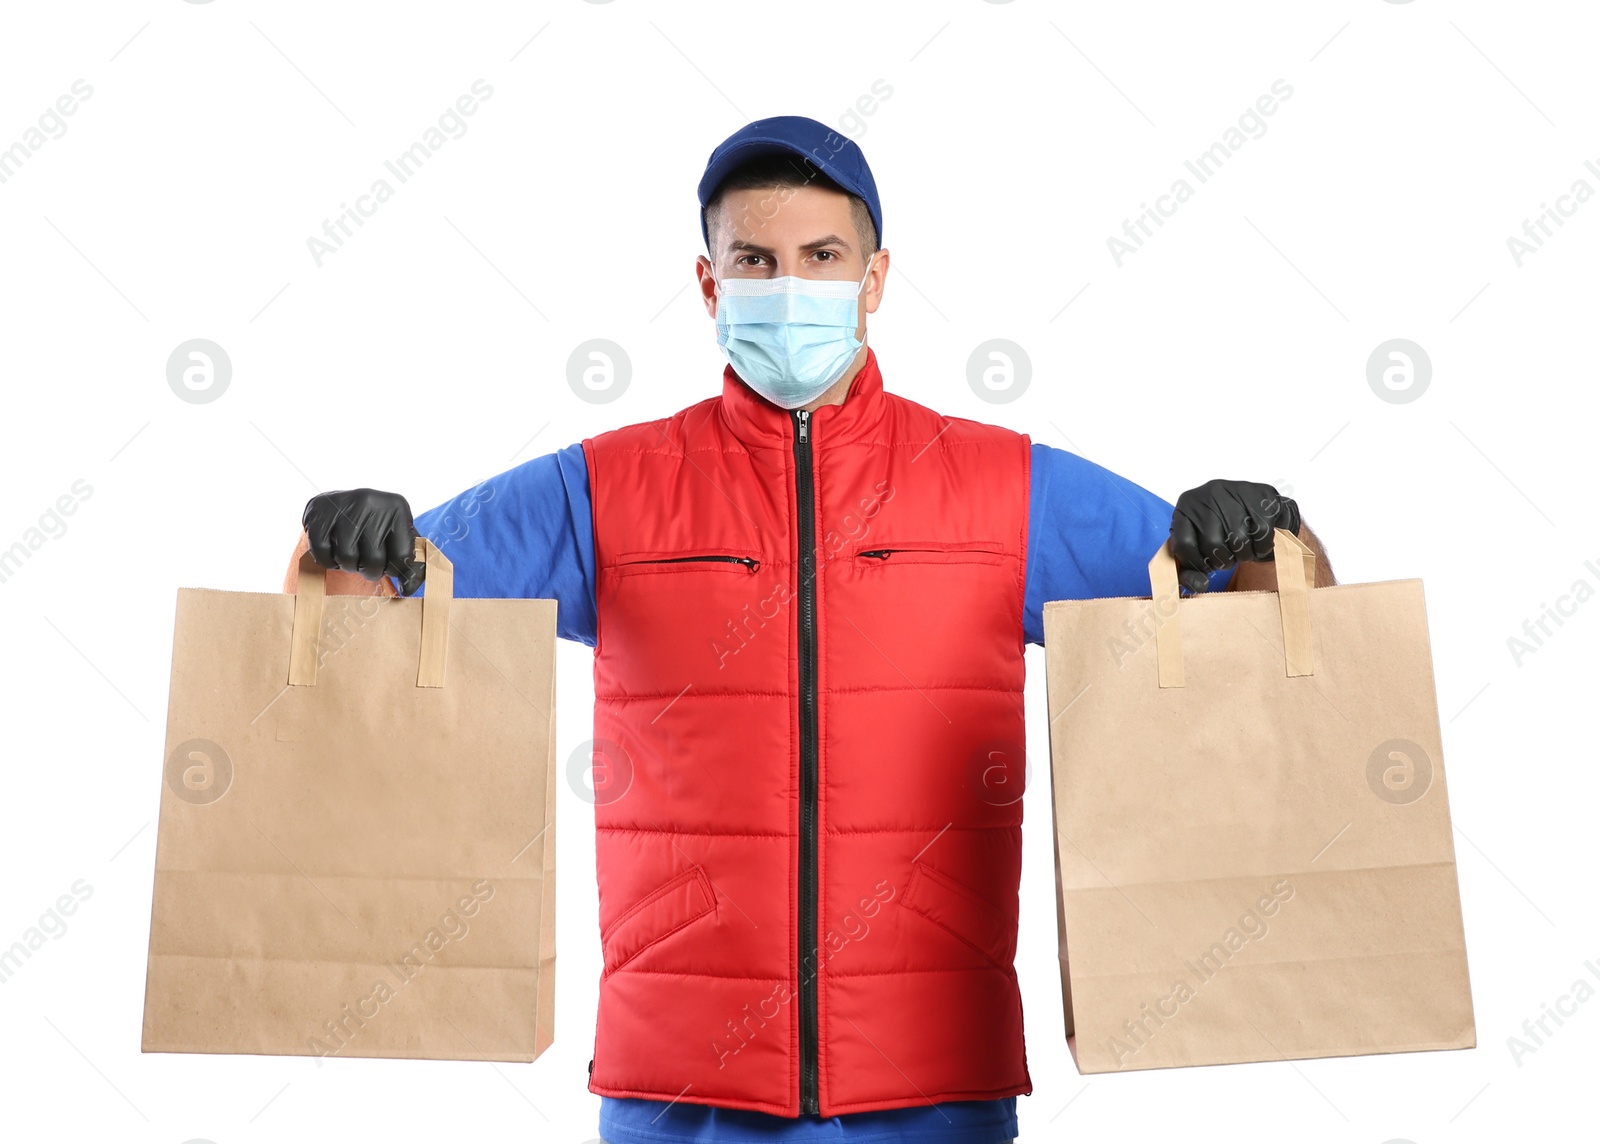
[855,253,877,352]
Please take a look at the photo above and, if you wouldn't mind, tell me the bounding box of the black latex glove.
[1170,478,1300,594]
[302,488,425,596]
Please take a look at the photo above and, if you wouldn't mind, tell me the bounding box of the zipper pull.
[795,409,809,443]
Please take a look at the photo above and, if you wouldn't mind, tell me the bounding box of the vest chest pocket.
[855,541,1006,567]
[597,549,784,679]
[600,864,717,977]
[899,859,1017,972]
[835,539,1018,685]
[613,552,763,574]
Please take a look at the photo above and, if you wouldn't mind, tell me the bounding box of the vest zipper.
[858,547,1004,560]
[792,406,821,1116]
[618,555,761,570]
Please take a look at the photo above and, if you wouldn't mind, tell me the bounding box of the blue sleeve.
[1023,442,1233,646]
[388,442,598,647]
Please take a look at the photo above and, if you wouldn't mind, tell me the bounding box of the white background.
[1,1,1595,1141]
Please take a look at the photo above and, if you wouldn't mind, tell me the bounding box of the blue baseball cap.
[697,115,883,252]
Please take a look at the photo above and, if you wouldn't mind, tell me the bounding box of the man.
[287,116,1334,1144]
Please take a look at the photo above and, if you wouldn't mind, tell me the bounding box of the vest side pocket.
[900,859,1017,973]
[600,864,717,978]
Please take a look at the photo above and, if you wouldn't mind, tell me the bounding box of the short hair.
[703,154,879,259]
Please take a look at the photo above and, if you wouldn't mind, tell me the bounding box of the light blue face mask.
[714,255,877,410]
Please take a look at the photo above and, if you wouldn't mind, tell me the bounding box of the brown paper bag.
[141,540,558,1063]
[1043,528,1474,1073]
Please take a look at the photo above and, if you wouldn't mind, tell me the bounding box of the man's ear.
[864,248,888,314]
[696,254,719,318]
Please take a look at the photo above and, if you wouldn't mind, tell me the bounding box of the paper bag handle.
[1146,527,1315,688]
[288,537,453,688]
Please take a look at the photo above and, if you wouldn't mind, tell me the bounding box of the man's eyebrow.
[725,234,854,256]
[798,234,853,253]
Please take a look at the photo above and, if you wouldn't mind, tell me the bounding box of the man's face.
[697,183,887,344]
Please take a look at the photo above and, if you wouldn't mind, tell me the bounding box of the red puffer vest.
[581,348,1033,1117]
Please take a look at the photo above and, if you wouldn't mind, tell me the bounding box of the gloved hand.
[302,488,426,596]
[1170,478,1300,593]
